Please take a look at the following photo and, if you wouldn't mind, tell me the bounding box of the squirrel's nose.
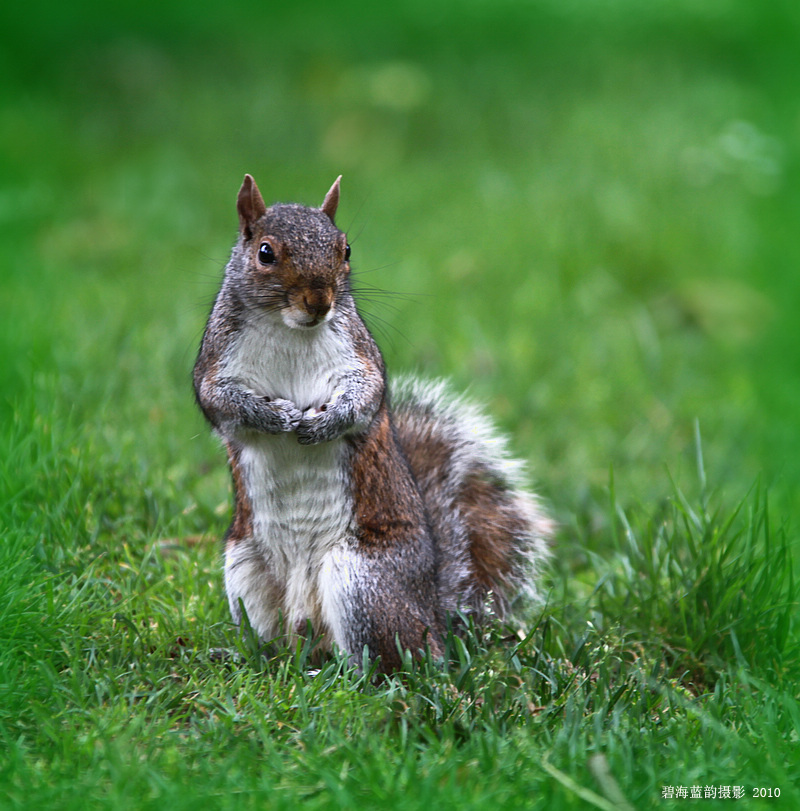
[302,292,332,319]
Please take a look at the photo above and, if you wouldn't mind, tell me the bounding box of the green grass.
[2,0,799,808]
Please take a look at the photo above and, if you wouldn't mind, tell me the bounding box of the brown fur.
[458,472,522,595]
[226,442,254,543]
[350,406,423,544]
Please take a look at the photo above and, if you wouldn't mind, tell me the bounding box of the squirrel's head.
[233,174,351,330]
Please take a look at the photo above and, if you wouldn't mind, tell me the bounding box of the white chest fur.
[221,315,360,643]
[222,313,357,409]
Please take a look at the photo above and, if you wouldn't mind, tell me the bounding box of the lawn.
[1,0,799,808]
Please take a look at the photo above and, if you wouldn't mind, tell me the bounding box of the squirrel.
[193,174,552,673]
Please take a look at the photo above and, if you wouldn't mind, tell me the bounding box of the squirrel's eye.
[258,243,276,265]
[345,243,351,261]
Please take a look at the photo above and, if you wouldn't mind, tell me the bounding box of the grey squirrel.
[193,174,552,672]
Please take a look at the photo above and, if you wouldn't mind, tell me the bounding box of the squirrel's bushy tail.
[390,377,553,621]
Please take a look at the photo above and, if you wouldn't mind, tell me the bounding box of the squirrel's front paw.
[263,397,302,432]
[296,405,337,445]
[296,413,326,445]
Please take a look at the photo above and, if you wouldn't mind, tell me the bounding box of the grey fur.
[193,175,552,672]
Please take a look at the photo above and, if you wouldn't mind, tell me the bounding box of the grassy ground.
[2,0,799,808]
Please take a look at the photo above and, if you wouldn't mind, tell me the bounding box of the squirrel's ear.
[321,175,342,223]
[237,174,267,238]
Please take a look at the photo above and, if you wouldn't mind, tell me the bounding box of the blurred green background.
[2,3,799,807]
[2,0,798,522]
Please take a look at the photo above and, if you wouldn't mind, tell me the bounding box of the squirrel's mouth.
[281,290,334,329]
[281,306,332,329]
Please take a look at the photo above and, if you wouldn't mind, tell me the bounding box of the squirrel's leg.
[224,535,284,641]
[348,562,444,672]
[330,405,444,672]
[318,546,443,672]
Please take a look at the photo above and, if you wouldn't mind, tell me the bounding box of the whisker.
[360,308,413,351]
[351,260,402,276]
[354,285,423,304]
[354,297,405,318]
